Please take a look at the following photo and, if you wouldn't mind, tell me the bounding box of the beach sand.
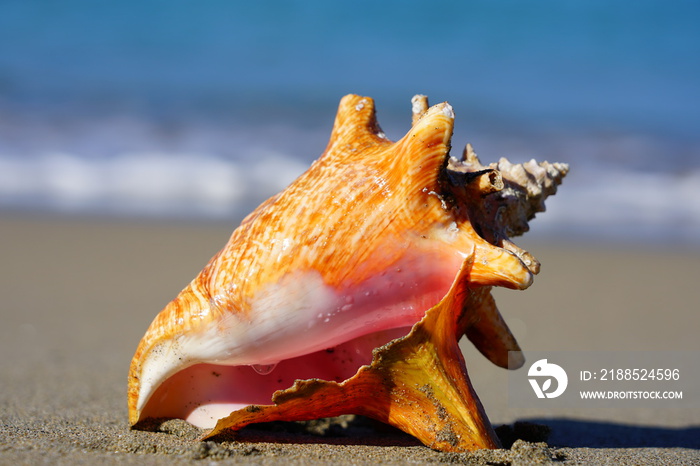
[1,214,698,464]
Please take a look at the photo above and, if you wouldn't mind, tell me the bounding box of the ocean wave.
[1,148,699,246]
[533,168,700,244]
[0,150,308,219]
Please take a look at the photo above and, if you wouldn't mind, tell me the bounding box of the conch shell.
[128,94,568,451]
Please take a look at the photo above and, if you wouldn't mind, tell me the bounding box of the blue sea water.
[1,1,699,245]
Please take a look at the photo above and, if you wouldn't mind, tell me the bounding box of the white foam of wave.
[0,150,308,218]
[2,151,700,246]
[532,168,700,244]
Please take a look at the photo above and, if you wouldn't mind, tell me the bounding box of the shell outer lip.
[201,254,501,452]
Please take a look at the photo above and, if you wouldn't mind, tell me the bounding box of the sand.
[1,214,698,465]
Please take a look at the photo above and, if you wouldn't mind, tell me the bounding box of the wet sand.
[1,214,698,464]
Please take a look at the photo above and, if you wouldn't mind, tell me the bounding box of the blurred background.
[2,4,699,455]
[1,0,699,245]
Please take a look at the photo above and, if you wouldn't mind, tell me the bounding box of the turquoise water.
[1,1,699,243]
[2,1,698,133]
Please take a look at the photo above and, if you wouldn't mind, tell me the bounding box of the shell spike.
[465,291,524,369]
[323,95,385,155]
[470,240,533,290]
[462,143,481,164]
[411,94,429,125]
[390,101,454,194]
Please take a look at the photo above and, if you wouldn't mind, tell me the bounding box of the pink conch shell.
[128,94,568,452]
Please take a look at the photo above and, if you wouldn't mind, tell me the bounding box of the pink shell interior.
[139,253,464,427]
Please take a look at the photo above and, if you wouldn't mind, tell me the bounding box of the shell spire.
[128,94,568,452]
[448,142,569,241]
